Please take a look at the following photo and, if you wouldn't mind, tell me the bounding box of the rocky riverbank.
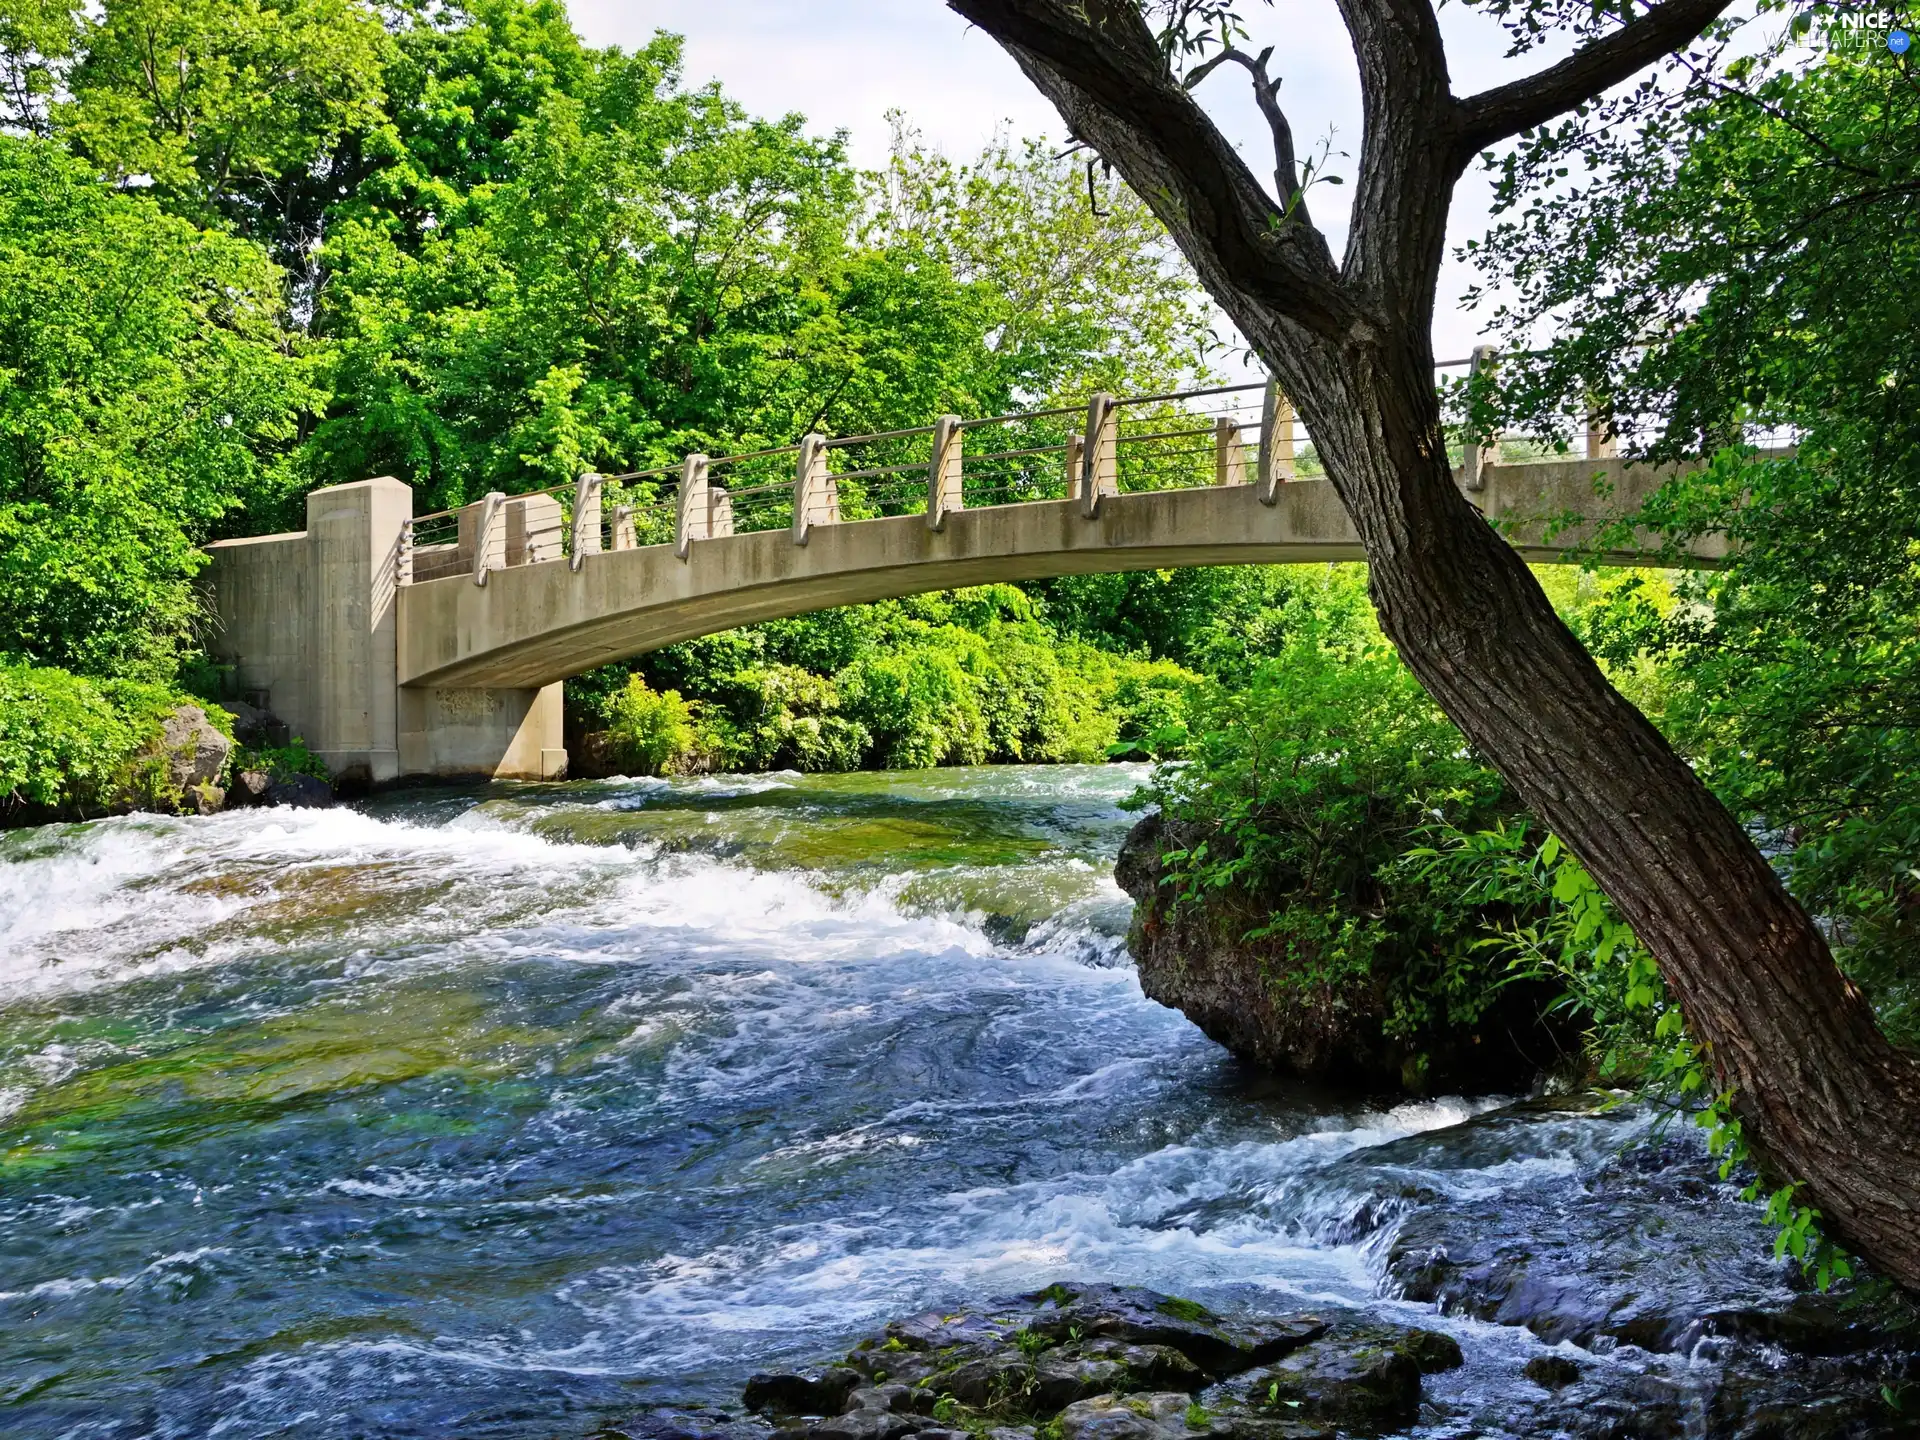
[607,1101,1916,1440]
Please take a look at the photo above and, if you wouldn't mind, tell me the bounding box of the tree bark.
[948,0,1920,1288]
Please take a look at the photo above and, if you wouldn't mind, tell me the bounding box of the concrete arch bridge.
[206,375,1724,784]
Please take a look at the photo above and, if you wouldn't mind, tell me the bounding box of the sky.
[575,2,1581,365]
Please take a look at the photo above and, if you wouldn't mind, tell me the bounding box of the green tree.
[0,135,312,679]
[56,0,388,234]
[869,116,1221,403]
[949,0,1920,1289]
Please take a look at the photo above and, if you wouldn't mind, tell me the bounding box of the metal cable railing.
[394,354,1760,587]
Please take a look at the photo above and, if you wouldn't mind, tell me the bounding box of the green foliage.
[577,587,1203,777]
[300,16,1219,511]
[0,135,312,680]
[1142,620,1520,1047]
[1472,44,1920,1049]
[235,737,330,783]
[0,659,210,814]
[1033,564,1377,675]
[1413,820,1854,1291]
[0,659,136,810]
[57,0,389,231]
[599,675,699,778]
[695,664,867,775]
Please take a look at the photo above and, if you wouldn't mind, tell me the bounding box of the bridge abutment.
[206,478,566,787]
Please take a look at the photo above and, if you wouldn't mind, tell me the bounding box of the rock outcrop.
[737,1284,1459,1440]
[1115,812,1572,1093]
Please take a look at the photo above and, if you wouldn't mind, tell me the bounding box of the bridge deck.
[397,462,1719,691]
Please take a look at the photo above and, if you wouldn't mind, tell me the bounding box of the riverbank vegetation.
[1114,22,1920,1285]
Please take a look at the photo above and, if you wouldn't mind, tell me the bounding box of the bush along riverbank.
[1115,627,1578,1095]
[0,658,334,823]
[1112,588,1918,1301]
[566,587,1199,779]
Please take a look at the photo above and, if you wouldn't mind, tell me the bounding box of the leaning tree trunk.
[943,0,1920,1290]
[1293,335,1920,1285]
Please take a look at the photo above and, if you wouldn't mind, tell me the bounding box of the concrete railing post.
[612,504,636,550]
[792,433,837,545]
[1214,416,1247,487]
[1462,344,1499,492]
[707,480,735,541]
[927,415,963,531]
[1256,379,1295,505]
[1585,399,1617,460]
[504,493,562,566]
[1079,394,1117,518]
[1064,433,1084,497]
[570,472,603,571]
[675,454,710,560]
[471,491,505,586]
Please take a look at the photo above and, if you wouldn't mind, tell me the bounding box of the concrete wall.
[203,529,313,740]
[205,478,566,785]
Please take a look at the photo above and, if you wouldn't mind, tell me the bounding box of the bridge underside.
[398,462,1716,692]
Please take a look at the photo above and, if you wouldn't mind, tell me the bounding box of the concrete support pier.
[205,478,566,786]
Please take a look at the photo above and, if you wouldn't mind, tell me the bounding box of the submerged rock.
[1114,812,1572,1093]
[265,773,333,808]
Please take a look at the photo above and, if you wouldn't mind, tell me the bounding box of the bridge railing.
[393,376,1329,588]
[391,355,1790,588]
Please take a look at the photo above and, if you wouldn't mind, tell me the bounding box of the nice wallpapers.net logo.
[1814,8,1914,53]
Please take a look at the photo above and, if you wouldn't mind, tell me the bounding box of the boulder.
[1020,1284,1327,1377]
[1034,1342,1202,1410]
[937,1353,1034,1409]
[805,1412,919,1440]
[227,768,273,807]
[156,705,232,801]
[1056,1392,1194,1440]
[265,773,333,809]
[1208,1326,1427,1430]
[744,1370,860,1417]
[1522,1355,1582,1390]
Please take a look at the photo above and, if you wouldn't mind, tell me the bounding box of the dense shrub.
[1139,625,1524,1056]
[698,664,867,773]
[0,661,135,811]
[600,676,701,777]
[0,659,221,816]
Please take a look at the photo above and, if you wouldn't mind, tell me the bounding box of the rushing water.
[0,766,1668,1438]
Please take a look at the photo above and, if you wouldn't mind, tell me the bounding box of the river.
[0,766,1795,1438]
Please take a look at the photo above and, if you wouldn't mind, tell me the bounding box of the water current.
[0,766,1662,1438]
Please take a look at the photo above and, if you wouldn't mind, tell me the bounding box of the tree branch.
[1185,44,1308,225]
[946,0,1351,338]
[1456,0,1733,157]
